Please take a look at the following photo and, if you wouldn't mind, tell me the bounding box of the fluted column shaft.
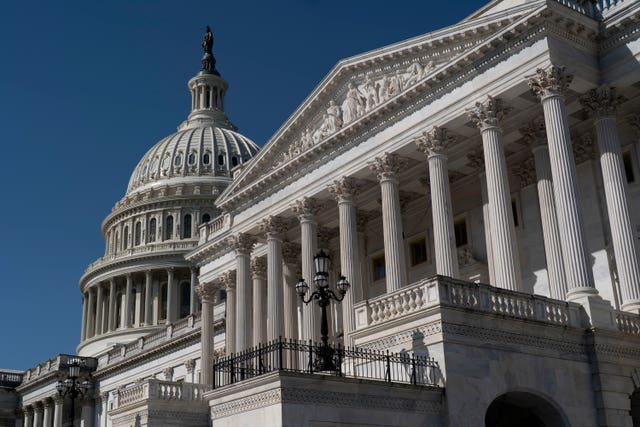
[480,172,496,285]
[300,217,319,342]
[86,288,95,339]
[124,274,133,327]
[166,269,176,323]
[595,115,640,311]
[532,145,568,299]
[42,402,52,427]
[235,253,251,351]
[251,258,267,346]
[32,406,42,427]
[225,277,236,354]
[23,409,32,427]
[144,271,153,325]
[108,279,116,331]
[481,125,523,291]
[94,285,104,336]
[282,261,299,340]
[267,234,284,341]
[190,268,198,314]
[80,295,88,341]
[380,175,407,291]
[53,398,62,427]
[428,154,458,277]
[196,282,217,386]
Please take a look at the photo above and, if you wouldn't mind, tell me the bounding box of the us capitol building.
[2,0,640,425]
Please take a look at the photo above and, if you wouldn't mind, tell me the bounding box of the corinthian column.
[368,153,408,292]
[227,233,256,351]
[259,216,287,341]
[196,280,217,386]
[42,400,52,427]
[166,268,176,323]
[521,118,568,299]
[251,257,267,346]
[328,177,361,344]
[528,67,596,299]
[86,288,95,339]
[292,198,321,342]
[190,267,199,315]
[124,274,133,327]
[282,241,301,340]
[416,127,459,278]
[32,404,42,427]
[467,96,523,291]
[144,270,153,326]
[222,270,237,354]
[95,285,104,336]
[581,87,640,312]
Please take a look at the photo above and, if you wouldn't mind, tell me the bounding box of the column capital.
[292,197,322,220]
[317,226,339,250]
[328,177,360,203]
[467,95,511,130]
[527,66,573,99]
[415,126,455,157]
[43,398,53,408]
[222,270,236,290]
[184,358,196,373]
[368,152,406,182]
[519,116,546,148]
[195,281,218,303]
[579,86,626,119]
[573,133,597,164]
[466,147,485,172]
[250,256,267,279]
[259,215,290,238]
[356,209,376,233]
[227,233,256,255]
[282,241,301,266]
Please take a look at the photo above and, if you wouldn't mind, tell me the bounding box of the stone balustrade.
[85,241,199,272]
[199,214,231,244]
[354,276,585,330]
[113,379,210,410]
[614,310,640,336]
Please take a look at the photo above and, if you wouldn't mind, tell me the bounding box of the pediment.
[216,0,546,210]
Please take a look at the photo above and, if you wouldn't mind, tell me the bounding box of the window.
[410,239,428,266]
[123,226,129,249]
[174,154,182,167]
[161,155,170,170]
[188,152,196,165]
[203,152,211,165]
[231,156,239,167]
[218,154,225,165]
[623,150,636,183]
[372,256,386,281]
[454,218,468,247]
[165,216,174,240]
[202,213,211,223]
[149,218,157,242]
[134,221,141,246]
[183,214,192,238]
[180,282,190,318]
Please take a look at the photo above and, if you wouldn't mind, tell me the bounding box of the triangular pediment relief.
[216,0,563,210]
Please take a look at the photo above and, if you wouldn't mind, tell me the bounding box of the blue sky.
[0,0,487,369]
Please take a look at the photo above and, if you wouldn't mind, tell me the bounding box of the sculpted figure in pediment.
[325,100,343,132]
[388,70,403,98]
[342,82,366,124]
[301,128,313,150]
[404,61,425,87]
[362,75,379,111]
[378,75,390,102]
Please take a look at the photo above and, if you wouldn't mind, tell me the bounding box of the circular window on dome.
[188,152,197,166]
[203,152,211,165]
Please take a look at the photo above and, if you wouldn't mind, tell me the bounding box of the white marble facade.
[3,1,640,426]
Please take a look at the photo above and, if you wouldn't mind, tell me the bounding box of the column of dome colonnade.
[328,177,362,344]
[520,118,568,300]
[251,257,267,346]
[196,279,217,387]
[581,87,640,312]
[282,241,301,340]
[468,96,524,291]
[527,67,598,301]
[368,153,409,292]
[415,127,460,278]
[259,216,287,341]
[292,198,322,343]
[228,233,256,352]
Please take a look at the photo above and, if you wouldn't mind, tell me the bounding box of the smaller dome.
[126,126,259,195]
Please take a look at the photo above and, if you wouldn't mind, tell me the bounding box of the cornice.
[218,6,596,214]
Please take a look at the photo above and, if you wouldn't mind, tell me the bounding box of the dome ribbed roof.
[126,125,259,195]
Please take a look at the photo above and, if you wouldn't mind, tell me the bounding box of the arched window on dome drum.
[134,221,141,246]
[218,154,224,165]
[231,156,238,167]
[203,153,211,165]
[180,282,190,318]
[183,214,192,238]
[174,154,182,167]
[188,152,196,166]
[149,218,157,242]
[202,213,211,223]
[123,226,129,250]
[165,216,174,240]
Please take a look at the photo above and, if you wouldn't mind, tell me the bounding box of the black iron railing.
[213,338,439,389]
[0,371,23,389]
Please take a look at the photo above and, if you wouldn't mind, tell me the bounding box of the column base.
[621,299,640,314]
[567,289,616,331]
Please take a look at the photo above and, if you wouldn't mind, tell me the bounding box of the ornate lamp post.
[56,360,90,427]
[296,250,350,371]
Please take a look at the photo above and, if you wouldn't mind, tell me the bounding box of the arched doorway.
[631,388,640,427]
[485,391,567,427]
